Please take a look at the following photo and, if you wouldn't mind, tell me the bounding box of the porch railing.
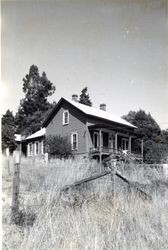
[89,147,119,154]
[89,147,143,161]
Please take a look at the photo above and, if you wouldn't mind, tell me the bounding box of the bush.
[45,135,72,159]
[144,140,168,164]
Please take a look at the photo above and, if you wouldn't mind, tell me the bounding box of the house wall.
[46,101,87,156]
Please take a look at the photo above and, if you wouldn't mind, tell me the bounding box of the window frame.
[71,132,78,150]
[41,140,44,155]
[63,110,69,125]
[93,131,100,148]
[121,138,129,151]
[28,143,33,156]
[34,141,39,156]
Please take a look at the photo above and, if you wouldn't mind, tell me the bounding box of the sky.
[1,0,168,129]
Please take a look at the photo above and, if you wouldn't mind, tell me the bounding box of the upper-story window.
[63,110,69,125]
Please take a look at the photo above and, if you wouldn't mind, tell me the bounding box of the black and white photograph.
[1,0,168,249]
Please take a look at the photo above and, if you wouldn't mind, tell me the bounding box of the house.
[21,95,144,162]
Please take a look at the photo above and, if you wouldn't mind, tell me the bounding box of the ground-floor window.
[41,140,44,155]
[28,143,33,156]
[71,132,78,150]
[93,132,99,148]
[34,141,39,155]
[121,138,129,151]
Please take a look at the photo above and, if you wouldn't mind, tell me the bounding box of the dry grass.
[117,162,166,184]
[2,155,168,250]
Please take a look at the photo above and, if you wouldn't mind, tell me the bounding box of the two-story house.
[22,95,143,162]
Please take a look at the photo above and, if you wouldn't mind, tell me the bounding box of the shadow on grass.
[11,209,36,227]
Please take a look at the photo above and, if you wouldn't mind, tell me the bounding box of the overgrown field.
[2,156,168,250]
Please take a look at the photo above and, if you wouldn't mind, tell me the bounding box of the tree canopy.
[79,87,92,107]
[2,110,16,153]
[122,110,168,163]
[123,109,161,141]
[15,65,56,135]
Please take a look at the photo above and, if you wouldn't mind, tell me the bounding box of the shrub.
[45,135,72,159]
[144,140,168,164]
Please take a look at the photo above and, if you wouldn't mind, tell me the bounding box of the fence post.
[111,159,116,198]
[44,152,48,167]
[6,148,11,175]
[163,163,168,179]
[12,151,21,222]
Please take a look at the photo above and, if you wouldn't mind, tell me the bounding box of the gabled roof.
[43,97,136,128]
[24,128,46,141]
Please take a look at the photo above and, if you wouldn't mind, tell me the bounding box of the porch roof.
[88,124,143,138]
[24,128,46,141]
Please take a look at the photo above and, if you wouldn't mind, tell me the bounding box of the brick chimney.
[100,103,106,111]
[72,94,78,102]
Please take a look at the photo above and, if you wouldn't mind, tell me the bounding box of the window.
[93,132,99,148]
[122,138,129,151]
[103,132,109,148]
[34,142,39,155]
[28,143,33,156]
[41,140,44,155]
[63,110,69,125]
[71,132,78,150]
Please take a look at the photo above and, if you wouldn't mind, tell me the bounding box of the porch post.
[99,129,102,169]
[85,124,89,157]
[128,136,132,153]
[141,139,144,162]
[115,133,118,151]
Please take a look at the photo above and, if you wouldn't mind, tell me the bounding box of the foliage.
[1,110,16,153]
[123,109,161,140]
[45,135,72,159]
[123,110,168,163]
[15,65,56,136]
[144,140,168,164]
[79,87,92,106]
[160,129,168,145]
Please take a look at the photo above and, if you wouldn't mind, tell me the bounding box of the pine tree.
[15,65,56,135]
[2,110,16,153]
[79,87,92,107]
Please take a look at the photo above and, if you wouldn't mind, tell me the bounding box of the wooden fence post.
[45,152,48,167]
[6,148,11,175]
[111,159,116,198]
[12,151,21,221]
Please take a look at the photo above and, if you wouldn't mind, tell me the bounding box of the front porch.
[88,124,143,164]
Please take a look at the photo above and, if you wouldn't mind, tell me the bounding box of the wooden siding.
[46,100,87,155]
